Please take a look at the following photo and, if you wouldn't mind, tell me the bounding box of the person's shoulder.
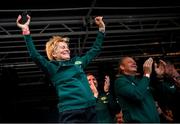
[115,75,129,84]
[116,74,126,80]
[72,55,80,61]
[50,60,58,64]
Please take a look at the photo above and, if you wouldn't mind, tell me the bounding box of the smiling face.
[52,42,70,60]
[119,57,137,75]
[46,36,71,61]
[87,74,98,88]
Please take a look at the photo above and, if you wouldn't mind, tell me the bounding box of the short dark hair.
[86,72,95,77]
[117,56,135,74]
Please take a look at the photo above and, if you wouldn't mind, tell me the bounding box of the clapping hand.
[154,60,166,78]
[143,57,153,76]
[104,75,110,93]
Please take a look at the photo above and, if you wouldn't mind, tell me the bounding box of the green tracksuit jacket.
[24,31,104,112]
[96,92,115,123]
[114,74,160,122]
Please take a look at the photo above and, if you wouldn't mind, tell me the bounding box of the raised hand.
[94,16,105,32]
[143,57,153,76]
[16,14,31,35]
[89,80,99,98]
[154,60,166,78]
[104,75,110,93]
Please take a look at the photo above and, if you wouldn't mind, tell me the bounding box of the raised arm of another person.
[16,15,56,76]
[80,16,105,68]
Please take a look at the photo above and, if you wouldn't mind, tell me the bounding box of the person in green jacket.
[87,73,117,123]
[114,56,160,123]
[152,59,180,122]
[16,14,105,123]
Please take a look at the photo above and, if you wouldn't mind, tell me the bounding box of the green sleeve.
[24,35,55,76]
[80,31,104,68]
[107,93,121,113]
[115,76,150,102]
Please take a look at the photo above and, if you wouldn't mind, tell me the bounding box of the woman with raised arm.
[16,15,105,123]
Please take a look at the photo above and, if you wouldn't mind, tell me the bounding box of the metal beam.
[1,27,180,39]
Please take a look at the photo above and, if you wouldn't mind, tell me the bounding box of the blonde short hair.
[46,36,69,60]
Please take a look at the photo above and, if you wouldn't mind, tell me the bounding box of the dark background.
[0,0,180,122]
